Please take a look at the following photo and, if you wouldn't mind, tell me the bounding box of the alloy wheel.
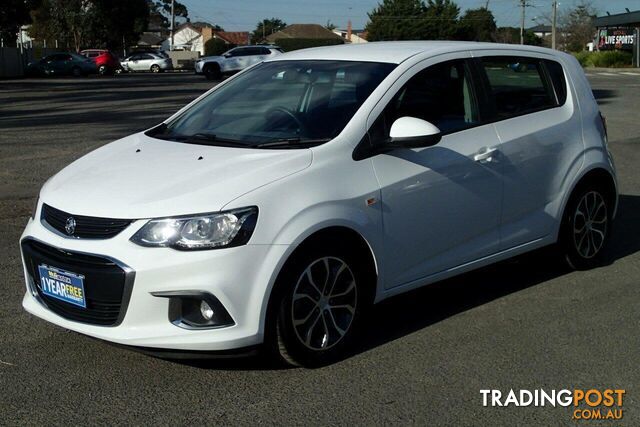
[573,191,608,259]
[291,257,357,351]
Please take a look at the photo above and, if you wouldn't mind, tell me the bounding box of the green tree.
[560,1,597,52]
[422,0,459,40]
[0,0,37,45]
[251,18,286,43]
[152,0,187,21]
[204,37,232,56]
[91,0,149,50]
[495,26,542,46]
[29,0,149,51]
[456,7,496,41]
[365,0,426,41]
[365,0,461,41]
[325,20,336,31]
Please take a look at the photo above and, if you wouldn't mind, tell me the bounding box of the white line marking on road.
[620,72,640,76]
[597,73,617,76]
[0,360,15,366]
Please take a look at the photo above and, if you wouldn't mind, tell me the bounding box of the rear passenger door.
[475,54,583,250]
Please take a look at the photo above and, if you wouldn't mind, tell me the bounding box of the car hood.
[41,133,313,219]
[200,56,222,62]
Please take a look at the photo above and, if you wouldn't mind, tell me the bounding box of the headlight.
[130,207,258,250]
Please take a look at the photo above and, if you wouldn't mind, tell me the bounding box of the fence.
[0,47,61,78]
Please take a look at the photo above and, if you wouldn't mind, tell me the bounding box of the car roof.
[268,41,559,64]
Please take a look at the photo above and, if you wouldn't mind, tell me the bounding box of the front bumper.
[20,213,289,351]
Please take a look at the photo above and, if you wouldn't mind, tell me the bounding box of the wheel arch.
[261,225,379,344]
[555,165,618,240]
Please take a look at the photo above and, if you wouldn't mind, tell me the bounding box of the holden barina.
[21,42,617,367]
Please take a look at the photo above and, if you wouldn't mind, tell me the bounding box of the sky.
[182,0,638,32]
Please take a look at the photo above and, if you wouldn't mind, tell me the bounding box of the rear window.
[480,57,556,119]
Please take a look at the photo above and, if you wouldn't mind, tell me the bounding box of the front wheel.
[203,64,221,80]
[98,65,108,75]
[559,185,612,270]
[71,66,82,77]
[271,246,368,368]
[150,64,160,73]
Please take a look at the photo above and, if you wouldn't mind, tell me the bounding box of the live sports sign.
[597,28,636,50]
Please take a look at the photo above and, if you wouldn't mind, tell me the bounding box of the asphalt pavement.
[0,71,639,425]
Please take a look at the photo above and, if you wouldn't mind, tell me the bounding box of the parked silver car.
[120,53,172,73]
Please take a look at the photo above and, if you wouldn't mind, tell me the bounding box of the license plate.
[37,265,86,308]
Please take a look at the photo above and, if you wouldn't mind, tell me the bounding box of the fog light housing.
[151,291,234,329]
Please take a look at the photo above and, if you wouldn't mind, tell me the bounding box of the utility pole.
[262,19,265,41]
[169,0,175,51]
[551,1,558,49]
[520,0,526,45]
[484,0,490,9]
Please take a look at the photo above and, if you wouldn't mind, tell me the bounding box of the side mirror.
[389,117,441,148]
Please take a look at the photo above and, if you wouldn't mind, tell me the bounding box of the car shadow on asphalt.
[174,194,640,371]
[592,89,617,105]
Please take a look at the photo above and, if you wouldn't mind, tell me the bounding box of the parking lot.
[1,71,639,425]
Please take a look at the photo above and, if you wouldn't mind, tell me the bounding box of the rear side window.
[544,59,567,106]
[480,57,556,119]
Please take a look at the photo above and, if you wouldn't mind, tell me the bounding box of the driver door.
[368,57,504,289]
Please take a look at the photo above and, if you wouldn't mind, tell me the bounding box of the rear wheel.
[270,244,369,368]
[559,184,612,270]
[150,64,161,73]
[203,63,221,80]
[98,65,108,75]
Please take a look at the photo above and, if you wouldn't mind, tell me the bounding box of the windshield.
[148,60,396,148]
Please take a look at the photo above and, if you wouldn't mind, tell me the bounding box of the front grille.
[21,239,134,326]
[41,204,132,239]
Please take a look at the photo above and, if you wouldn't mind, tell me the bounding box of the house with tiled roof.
[162,22,248,56]
[265,24,344,43]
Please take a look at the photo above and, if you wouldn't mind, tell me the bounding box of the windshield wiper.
[252,137,331,149]
[154,132,250,147]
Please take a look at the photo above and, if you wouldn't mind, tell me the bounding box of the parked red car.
[80,49,121,75]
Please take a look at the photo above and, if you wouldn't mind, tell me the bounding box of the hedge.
[573,50,632,68]
[204,38,235,56]
[275,38,344,52]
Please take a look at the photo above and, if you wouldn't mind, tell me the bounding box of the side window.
[544,59,567,106]
[370,59,480,141]
[480,56,556,119]
[257,47,271,55]
[231,48,248,57]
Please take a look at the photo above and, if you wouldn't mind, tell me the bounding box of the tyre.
[71,66,82,77]
[150,64,161,73]
[270,243,370,368]
[114,67,124,74]
[203,64,221,80]
[559,183,613,270]
[98,65,108,75]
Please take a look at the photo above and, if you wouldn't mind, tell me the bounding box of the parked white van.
[21,42,617,367]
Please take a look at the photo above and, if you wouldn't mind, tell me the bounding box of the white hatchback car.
[21,42,617,367]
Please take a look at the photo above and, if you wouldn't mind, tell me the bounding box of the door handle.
[474,147,498,163]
